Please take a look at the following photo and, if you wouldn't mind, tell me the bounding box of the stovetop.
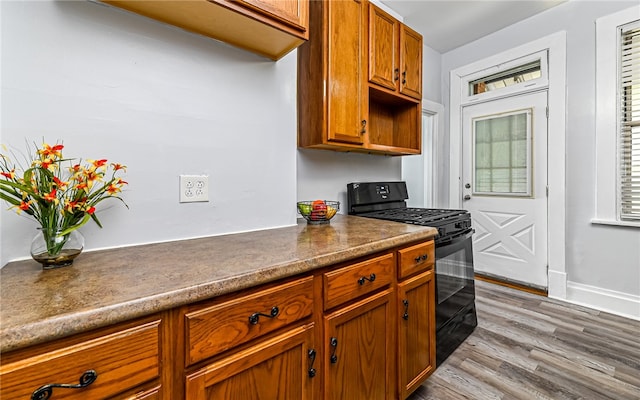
[347,182,473,244]
[358,207,470,225]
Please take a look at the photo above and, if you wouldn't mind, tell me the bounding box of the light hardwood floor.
[408,280,640,400]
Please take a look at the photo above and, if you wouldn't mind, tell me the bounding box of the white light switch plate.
[179,175,209,203]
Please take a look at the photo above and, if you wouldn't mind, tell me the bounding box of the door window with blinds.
[472,109,532,197]
[619,21,640,221]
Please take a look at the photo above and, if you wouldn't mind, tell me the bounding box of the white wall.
[441,0,640,317]
[0,0,408,266]
[0,0,298,265]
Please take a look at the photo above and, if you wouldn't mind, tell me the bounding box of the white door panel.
[462,91,548,288]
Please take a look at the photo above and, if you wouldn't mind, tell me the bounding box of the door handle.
[464,195,471,200]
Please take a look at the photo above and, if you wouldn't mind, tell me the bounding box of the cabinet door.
[368,4,398,91]
[399,25,423,100]
[327,0,368,145]
[185,323,316,400]
[397,270,435,399]
[324,289,394,400]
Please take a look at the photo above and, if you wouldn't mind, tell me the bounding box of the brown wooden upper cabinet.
[298,0,423,156]
[297,0,369,151]
[100,0,309,60]
[369,4,422,100]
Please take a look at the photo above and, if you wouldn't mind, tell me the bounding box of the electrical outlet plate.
[180,175,209,203]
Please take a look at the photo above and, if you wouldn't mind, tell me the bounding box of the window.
[473,110,532,196]
[461,50,548,104]
[594,6,640,227]
[619,22,640,220]
[469,60,542,96]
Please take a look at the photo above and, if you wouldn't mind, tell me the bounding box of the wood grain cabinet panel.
[398,240,434,279]
[299,0,423,156]
[231,0,308,32]
[123,386,162,400]
[368,4,422,100]
[100,0,308,60]
[368,4,399,92]
[185,276,314,366]
[324,289,395,400]
[185,323,315,400]
[0,320,161,400]
[298,0,368,150]
[397,269,436,399]
[399,24,423,100]
[323,252,395,310]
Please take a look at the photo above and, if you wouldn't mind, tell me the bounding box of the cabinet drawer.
[0,320,161,400]
[323,252,394,310]
[185,275,314,366]
[398,240,434,279]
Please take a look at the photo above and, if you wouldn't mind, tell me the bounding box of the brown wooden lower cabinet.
[0,240,435,400]
[185,323,315,399]
[398,269,436,399]
[324,289,395,400]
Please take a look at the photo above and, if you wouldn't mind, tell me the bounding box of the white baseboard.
[564,281,640,321]
[547,269,567,299]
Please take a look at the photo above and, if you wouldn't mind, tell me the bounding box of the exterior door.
[462,91,548,288]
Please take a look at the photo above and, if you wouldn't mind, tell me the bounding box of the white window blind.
[620,22,640,220]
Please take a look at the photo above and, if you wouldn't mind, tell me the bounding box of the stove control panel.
[347,181,409,214]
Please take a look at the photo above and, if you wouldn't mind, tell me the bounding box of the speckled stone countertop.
[0,215,436,353]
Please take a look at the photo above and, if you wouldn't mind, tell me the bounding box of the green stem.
[41,228,69,256]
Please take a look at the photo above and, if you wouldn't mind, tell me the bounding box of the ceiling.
[379,0,568,53]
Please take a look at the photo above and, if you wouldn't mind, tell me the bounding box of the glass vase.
[30,228,84,269]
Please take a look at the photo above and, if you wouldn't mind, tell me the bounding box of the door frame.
[402,99,444,208]
[448,31,567,298]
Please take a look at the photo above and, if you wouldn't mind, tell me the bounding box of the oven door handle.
[437,228,474,247]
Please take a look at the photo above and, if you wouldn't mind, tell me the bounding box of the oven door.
[435,229,475,331]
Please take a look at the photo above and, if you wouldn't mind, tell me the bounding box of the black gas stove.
[347,181,477,366]
[347,182,473,245]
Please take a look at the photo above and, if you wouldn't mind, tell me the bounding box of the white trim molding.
[566,281,640,321]
[593,5,640,228]
[402,99,444,208]
[423,99,444,208]
[449,31,567,298]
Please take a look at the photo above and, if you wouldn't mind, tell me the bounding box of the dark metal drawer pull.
[414,254,428,263]
[360,119,367,134]
[308,349,317,378]
[248,306,279,325]
[329,337,338,364]
[402,299,409,320]
[31,369,97,400]
[358,273,376,285]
